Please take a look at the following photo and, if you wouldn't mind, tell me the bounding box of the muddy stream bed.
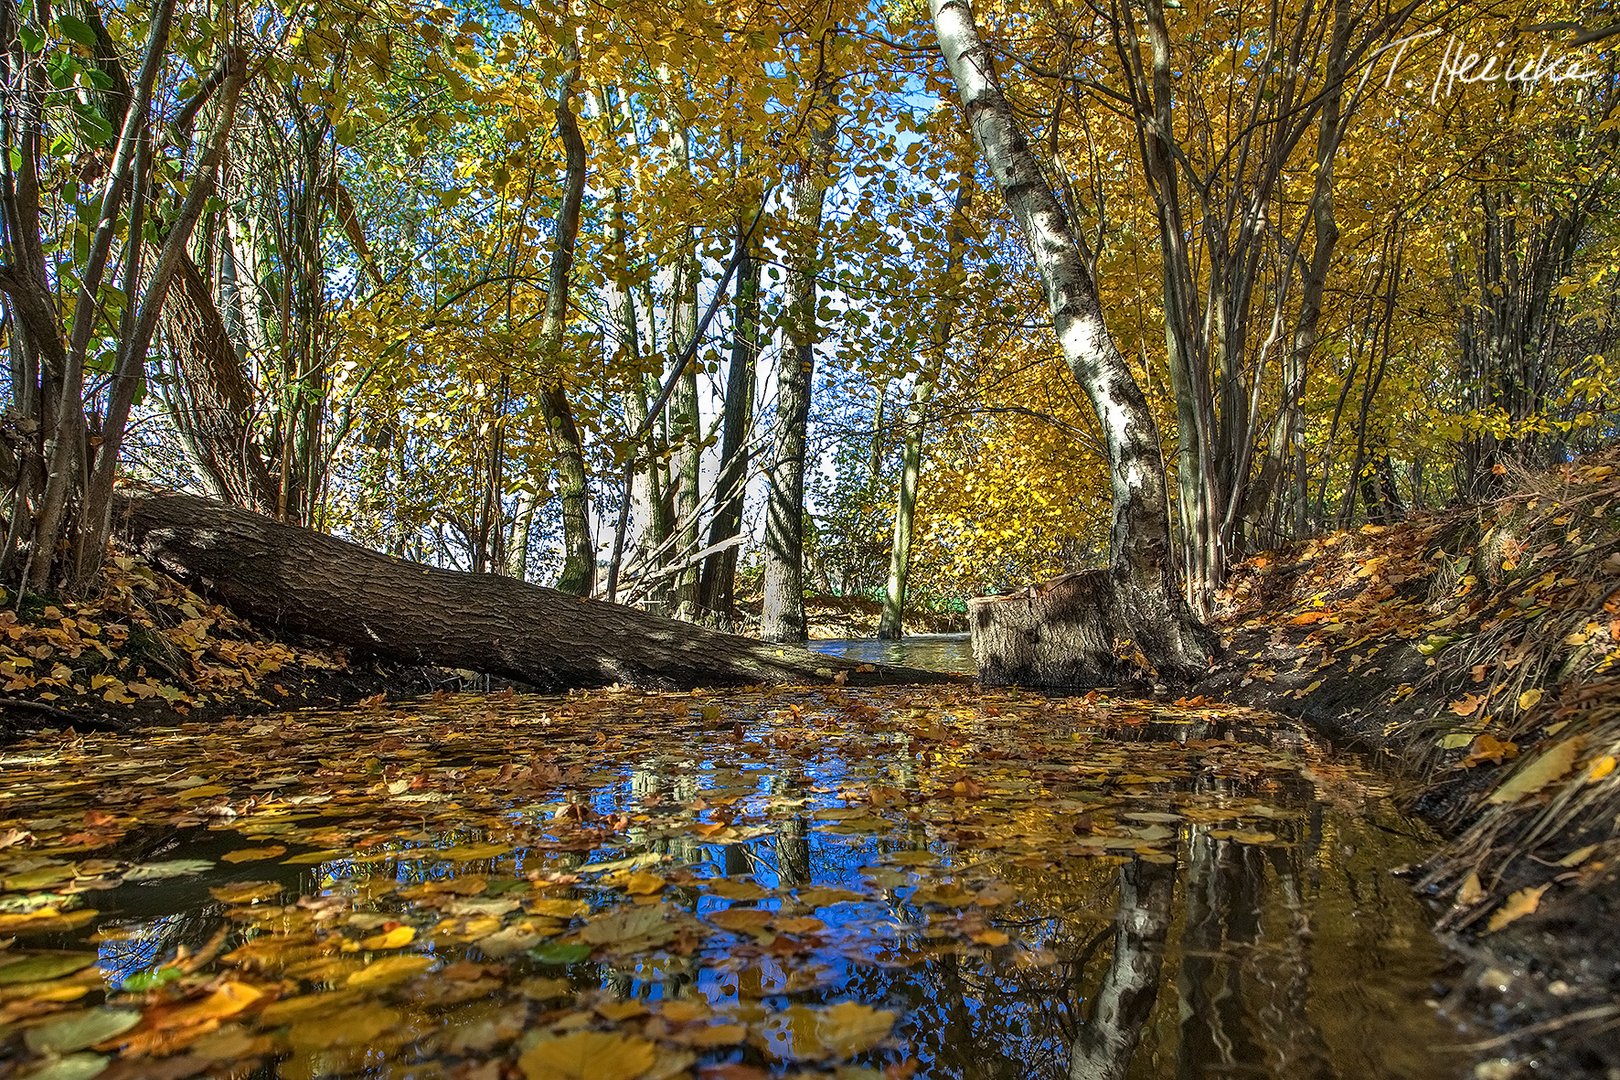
[0,669,1476,1079]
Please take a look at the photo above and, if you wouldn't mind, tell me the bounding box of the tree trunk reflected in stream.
[1071,859,1174,1080]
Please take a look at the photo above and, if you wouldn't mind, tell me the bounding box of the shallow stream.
[0,662,1472,1079]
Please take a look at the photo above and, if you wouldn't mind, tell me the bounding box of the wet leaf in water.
[19,1053,108,1080]
[346,953,433,988]
[23,1007,141,1054]
[529,941,591,966]
[0,952,96,985]
[707,908,773,935]
[122,860,215,882]
[517,1029,657,1080]
[759,1000,896,1061]
[577,903,675,948]
[206,881,281,905]
[219,845,286,864]
[357,925,415,950]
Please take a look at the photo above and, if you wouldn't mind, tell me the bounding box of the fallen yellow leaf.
[517,1029,656,1080]
[359,925,416,950]
[1486,884,1549,932]
[1489,737,1583,805]
[346,953,433,988]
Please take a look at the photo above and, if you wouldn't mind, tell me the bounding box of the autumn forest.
[1,0,1619,1075]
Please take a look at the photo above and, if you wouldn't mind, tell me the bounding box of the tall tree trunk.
[158,254,281,513]
[878,171,970,640]
[696,203,763,621]
[760,73,839,644]
[539,34,594,596]
[661,85,702,616]
[933,0,1209,680]
[876,383,928,641]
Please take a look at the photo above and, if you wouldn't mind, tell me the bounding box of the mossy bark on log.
[118,490,954,691]
[971,569,1212,687]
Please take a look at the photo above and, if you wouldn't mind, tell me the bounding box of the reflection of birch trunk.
[1175,831,1262,1079]
[1069,858,1173,1080]
[1261,816,1338,1080]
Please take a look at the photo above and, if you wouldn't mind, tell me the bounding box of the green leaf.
[0,952,97,985]
[24,1008,140,1055]
[528,941,591,965]
[56,13,98,47]
[122,858,216,882]
[20,1054,108,1080]
[118,965,182,991]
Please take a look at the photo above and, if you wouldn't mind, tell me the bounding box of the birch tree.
[931,0,1209,673]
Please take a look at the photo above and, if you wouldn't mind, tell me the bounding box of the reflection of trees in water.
[98,909,221,988]
[1165,771,1338,1080]
[1071,859,1174,1080]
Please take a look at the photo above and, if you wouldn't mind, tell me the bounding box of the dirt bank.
[1200,449,1620,1073]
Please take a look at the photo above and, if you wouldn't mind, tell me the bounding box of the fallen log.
[119,490,955,690]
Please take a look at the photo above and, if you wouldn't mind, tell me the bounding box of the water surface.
[812,633,976,674]
[0,686,1470,1079]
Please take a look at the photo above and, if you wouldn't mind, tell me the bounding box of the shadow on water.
[0,687,1471,1079]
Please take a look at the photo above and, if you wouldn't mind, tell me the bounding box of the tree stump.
[970,569,1209,687]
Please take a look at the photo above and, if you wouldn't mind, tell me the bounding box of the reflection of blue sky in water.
[74,690,1468,1079]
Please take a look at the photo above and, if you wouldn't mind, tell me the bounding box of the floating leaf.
[517,1029,656,1080]
[347,953,433,988]
[675,1023,747,1048]
[760,1001,896,1061]
[529,941,591,966]
[117,966,182,992]
[220,845,285,864]
[19,1054,108,1080]
[577,903,673,948]
[122,860,215,882]
[359,925,416,950]
[707,908,772,934]
[0,952,96,985]
[285,1002,402,1050]
[24,1008,141,1055]
[0,909,97,934]
[208,881,282,905]
[613,870,666,896]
